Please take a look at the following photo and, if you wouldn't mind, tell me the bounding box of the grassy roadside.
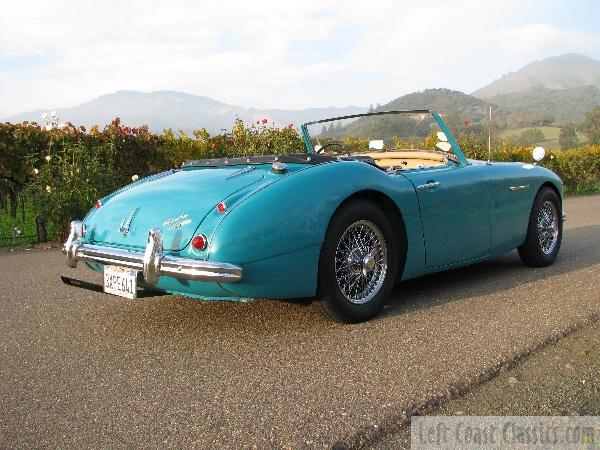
[0,200,59,248]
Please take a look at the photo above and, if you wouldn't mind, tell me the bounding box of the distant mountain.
[6,53,600,132]
[5,90,364,133]
[473,53,600,98]
[486,85,600,123]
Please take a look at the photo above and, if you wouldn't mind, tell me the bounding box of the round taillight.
[95,199,103,208]
[192,234,207,250]
[217,201,227,213]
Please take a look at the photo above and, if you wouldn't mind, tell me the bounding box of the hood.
[85,167,265,251]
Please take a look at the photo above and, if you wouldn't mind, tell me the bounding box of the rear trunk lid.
[85,167,265,251]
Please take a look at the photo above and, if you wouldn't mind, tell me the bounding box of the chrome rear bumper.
[63,221,242,284]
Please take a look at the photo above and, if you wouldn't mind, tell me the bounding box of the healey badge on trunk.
[163,213,191,231]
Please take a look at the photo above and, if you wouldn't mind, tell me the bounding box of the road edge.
[332,311,600,450]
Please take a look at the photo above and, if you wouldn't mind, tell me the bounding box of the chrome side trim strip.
[509,185,530,191]
[63,221,242,284]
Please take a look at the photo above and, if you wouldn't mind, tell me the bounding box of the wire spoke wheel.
[536,200,559,255]
[334,220,387,304]
[518,187,562,268]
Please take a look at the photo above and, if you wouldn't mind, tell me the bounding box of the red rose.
[211,143,217,149]
[261,118,268,124]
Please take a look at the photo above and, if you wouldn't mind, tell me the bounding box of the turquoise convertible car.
[63,110,564,322]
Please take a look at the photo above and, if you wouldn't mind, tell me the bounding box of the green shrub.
[553,146,600,195]
[25,142,118,239]
[1,118,599,244]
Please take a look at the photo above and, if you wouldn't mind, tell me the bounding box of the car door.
[401,163,491,268]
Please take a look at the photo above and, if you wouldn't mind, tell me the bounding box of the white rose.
[33,168,39,175]
[45,124,53,131]
[42,113,48,120]
[58,123,67,129]
[132,175,139,181]
[45,185,52,193]
[45,155,51,162]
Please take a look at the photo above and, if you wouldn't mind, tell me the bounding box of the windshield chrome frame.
[300,109,469,166]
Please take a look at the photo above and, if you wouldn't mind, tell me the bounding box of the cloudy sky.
[1,0,599,117]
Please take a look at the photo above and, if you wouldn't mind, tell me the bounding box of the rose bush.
[1,118,598,245]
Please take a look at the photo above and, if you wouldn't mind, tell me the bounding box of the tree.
[581,107,600,144]
[559,125,578,150]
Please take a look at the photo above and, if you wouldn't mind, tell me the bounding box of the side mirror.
[532,146,545,162]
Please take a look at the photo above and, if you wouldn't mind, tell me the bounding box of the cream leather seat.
[357,150,448,169]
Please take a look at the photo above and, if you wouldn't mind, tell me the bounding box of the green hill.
[380,88,500,122]
[319,89,500,142]
[486,86,600,123]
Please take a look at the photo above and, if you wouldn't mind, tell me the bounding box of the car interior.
[307,113,459,171]
[354,150,449,170]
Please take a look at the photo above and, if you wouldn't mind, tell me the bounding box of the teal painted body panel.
[401,163,490,268]
[400,160,563,272]
[209,160,424,297]
[483,161,562,255]
[85,167,266,251]
[77,111,564,302]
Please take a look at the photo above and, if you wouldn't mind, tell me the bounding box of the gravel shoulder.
[373,320,600,449]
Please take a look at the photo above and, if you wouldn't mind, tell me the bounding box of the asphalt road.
[374,321,600,449]
[1,194,599,449]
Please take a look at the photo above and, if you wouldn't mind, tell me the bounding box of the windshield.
[302,110,462,168]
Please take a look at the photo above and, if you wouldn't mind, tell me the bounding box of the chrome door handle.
[417,181,440,190]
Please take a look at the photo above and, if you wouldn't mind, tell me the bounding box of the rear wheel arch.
[321,190,408,284]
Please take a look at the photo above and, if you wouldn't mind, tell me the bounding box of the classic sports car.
[63,110,565,322]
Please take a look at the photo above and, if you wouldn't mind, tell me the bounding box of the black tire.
[518,187,562,267]
[315,200,398,323]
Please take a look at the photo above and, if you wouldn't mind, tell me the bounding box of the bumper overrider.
[63,221,243,285]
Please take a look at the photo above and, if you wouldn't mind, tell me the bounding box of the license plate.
[104,265,138,299]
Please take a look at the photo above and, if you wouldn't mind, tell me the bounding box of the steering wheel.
[316,142,347,154]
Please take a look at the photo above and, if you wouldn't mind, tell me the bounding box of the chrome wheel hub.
[362,254,376,272]
[537,200,559,255]
[334,220,387,304]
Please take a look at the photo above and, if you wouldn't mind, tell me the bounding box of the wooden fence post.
[36,216,48,243]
